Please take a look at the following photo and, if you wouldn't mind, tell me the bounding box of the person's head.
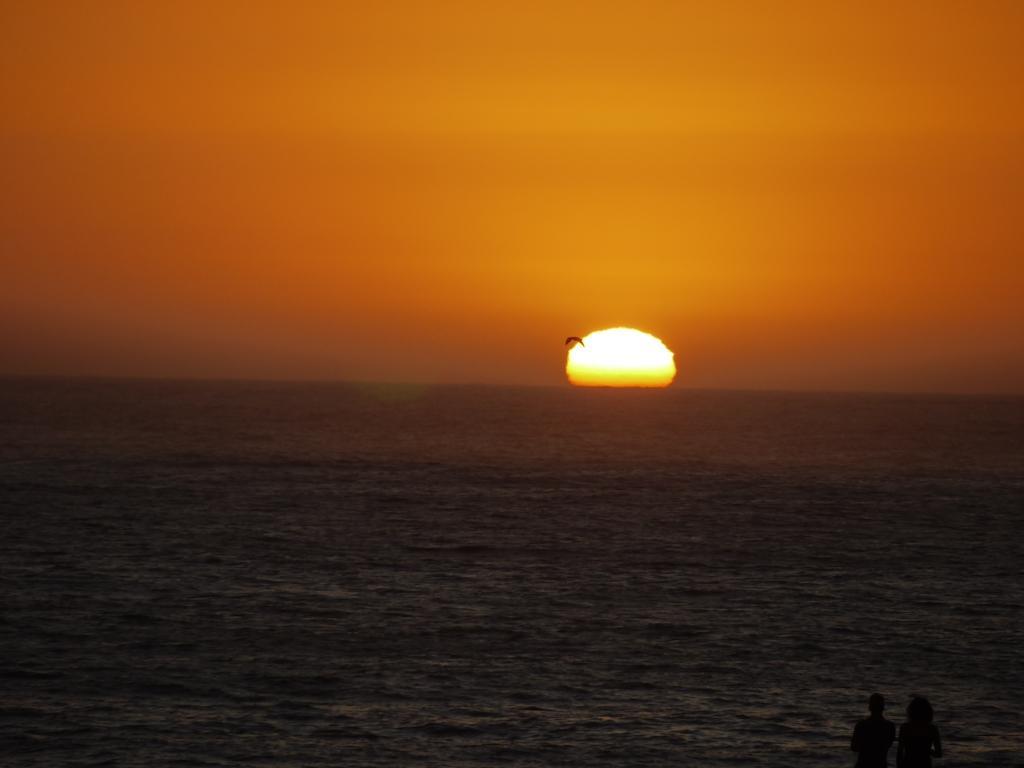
[868,693,885,715]
[906,696,934,724]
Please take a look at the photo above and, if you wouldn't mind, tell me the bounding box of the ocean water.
[1,378,1022,767]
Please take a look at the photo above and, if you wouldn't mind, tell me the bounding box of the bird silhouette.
[565,336,585,347]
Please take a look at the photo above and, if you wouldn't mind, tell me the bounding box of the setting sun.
[566,328,676,387]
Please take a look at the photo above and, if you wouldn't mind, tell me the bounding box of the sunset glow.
[0,4,1022,392]
[566,328,676,387]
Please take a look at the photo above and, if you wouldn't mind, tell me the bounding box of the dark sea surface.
[2,378,1022,767]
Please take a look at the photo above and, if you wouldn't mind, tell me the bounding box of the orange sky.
[2,2,1022,392]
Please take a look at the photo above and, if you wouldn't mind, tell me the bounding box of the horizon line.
[1,371,1022,400]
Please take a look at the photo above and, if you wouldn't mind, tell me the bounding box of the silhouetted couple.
[851,693,942,767]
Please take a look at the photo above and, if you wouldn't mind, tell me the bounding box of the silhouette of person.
[851,692,897,767]
[897,696,942,768]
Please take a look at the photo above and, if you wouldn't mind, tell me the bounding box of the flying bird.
[565,336,585,348]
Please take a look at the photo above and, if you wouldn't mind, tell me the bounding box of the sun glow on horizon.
[566,328,676,387]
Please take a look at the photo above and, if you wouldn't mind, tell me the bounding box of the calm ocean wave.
[2,379,1022,766]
